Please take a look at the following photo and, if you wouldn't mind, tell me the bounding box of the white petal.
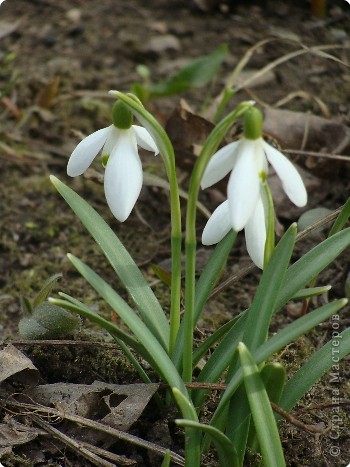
[133,125,159,154]
[263,141,307,207]
[201,140,240,189]
[245,196,266,269]
[202,200,232,245]
[104,131,143,222]
[102,125,120,156]
[67,126,110,176]
[227,139,261,232]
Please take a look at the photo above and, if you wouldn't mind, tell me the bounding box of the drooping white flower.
[201,136,307,232]
[67,102,158,222]
[201,107,307,268]
[202,195,266,269]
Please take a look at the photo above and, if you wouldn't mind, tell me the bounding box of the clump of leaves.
[19,273,80,339]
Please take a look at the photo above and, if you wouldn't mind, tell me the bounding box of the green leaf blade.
[208,299,347,430]
[243,223,296,352]
[276,228,350,310]
[280,325,350,412]
[238,343,286,467]
[176,419,239,467]
[50,176,169,350]
[149,44,228,97]
[66,253,187,395]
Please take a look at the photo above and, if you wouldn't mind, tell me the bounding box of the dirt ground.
[1,0,350,465]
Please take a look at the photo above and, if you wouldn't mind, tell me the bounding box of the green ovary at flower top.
[67,100,159,222]
[201,107,307,269]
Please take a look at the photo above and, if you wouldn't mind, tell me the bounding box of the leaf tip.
[108,89,119,98]
[50,174,58,186]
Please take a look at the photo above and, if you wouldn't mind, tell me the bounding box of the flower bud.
[112,101,133,129]
[243,107,263,140]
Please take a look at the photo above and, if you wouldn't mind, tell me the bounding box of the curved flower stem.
[182,101,254,382]
[108,91,182,355]
[263,182,275,268]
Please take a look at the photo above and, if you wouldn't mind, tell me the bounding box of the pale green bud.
[112,101,133,129]
[243,107,263,140]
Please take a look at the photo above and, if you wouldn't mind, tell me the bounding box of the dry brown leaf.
[27,381,159,432]
[0,344,39,386]
[165,100,227,181]
[35,77,60,109]
[0,420,44,447]
[0,20,20,40]
[263,108,350,178]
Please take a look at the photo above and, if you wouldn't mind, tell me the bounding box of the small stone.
[237,69,275,89]
[330,28,348,42]
[66,8,82,23]
[145,34,181,55]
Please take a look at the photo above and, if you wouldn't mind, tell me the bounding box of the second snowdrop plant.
[49,90,350,467]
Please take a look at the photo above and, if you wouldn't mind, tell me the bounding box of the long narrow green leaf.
[261,363,286,405]
[192,317,239,367]
[195,228,350,406]
[208,299,347,427]
[246,363,286,454]
[291,285,331,301]
[276,228,350,310]
[329,197,350,236]
[222,225,295,462]
[176,419,239,467]
[226,383,250,465]
[172,389,201,467]
[66,254,188,396]
[33,273,63,308]
[50,176,169,350]
[195,231,237,322]
[193,314,244,408]
[51,294,167,391]
[173,231,236,370]
[193,224,296,407]
[149,44,228,97]
[243,223,296,352]
[51,293,140,350]
[160,450,171,467]
[280,326,350,412]
[238,343,286,467]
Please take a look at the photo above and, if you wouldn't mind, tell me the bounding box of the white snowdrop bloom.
[201,136,307,232]
[202,196,266,269]
[201,107,307,269]
[67,102,158,222]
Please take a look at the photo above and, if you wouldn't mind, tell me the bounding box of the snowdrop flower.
[67,101,159,222]
[202,195,266,269]
[201,107,307,268]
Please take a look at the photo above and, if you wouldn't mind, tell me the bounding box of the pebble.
[66,8,82,23]
[330,28,348,42]
[145,34,181,55]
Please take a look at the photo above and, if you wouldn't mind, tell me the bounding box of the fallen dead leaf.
[0,20,20,40]
[27,381,159,431]
[0,420,44,447]
[263,108,350,178]
[0,344,39,386]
